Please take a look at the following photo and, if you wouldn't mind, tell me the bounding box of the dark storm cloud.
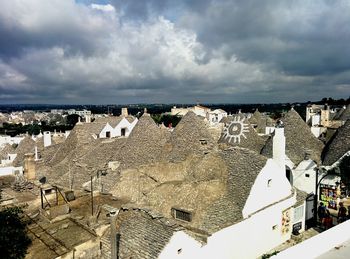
[0,0,349,104]
[107,0,350,77]
[176,0,350,76]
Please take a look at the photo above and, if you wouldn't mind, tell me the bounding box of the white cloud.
[91,4,115,12]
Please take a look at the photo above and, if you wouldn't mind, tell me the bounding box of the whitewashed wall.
[159,194,296,259]
[1,153,17,165]
[207,110,227,126]
[292,160,340,195]
[115,118,134,137]
[292,160,317,194]
[0,166,23,176]
[202,194,296,259]
[243,159,292,217]
[311,114,321,126]
[0,136,24,147]
[99,123,114,138]
[273,219,350,259]
[159,231,203,259]
[99,118,137,138]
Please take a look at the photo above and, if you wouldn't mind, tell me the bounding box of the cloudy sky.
[0,0,349,104]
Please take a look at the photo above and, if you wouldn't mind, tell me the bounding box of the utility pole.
[91,175,94,216]
[314,167,319,226]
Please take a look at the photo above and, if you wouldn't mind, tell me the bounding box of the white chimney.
[273,126,286,169]
[43,131,52,147]
[65,130,71,139]
[76,117,82,125]
[121,108,128,117]
[85,114,91,123]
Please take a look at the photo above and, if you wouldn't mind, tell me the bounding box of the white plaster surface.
[243,158,292,217]
[203,194,296,259]
[273,220,350,259]
[159,231,202,259]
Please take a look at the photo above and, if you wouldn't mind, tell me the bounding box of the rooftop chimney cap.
[109,210,117,216]
[276,120,284,128]
[39,176,47,184]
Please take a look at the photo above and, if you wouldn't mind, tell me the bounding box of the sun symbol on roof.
[223,116,250,144]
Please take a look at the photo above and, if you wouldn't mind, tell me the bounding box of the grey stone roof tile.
[164,111,215,162]
[219,115,266,153]
[201,148,267,233]
[116,209,177,259]
[117,113,170,169]
[12,135,35,166]
[261,108,324,165]
[322,119,350,166]
[0,143,16,160]
[334,104,350,121]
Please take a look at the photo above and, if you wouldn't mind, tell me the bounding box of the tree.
[66,114,81,126]
[0,206,31,259]
[151,114,181,127]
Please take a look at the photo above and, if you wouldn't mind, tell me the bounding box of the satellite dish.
[39,176,46,184]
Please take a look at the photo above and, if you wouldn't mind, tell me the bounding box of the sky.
[0,0,349,104]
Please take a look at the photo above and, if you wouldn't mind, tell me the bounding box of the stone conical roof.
[12,135,35,166]
[337,104,350,121]
[219,115,265,153]
[48,137,126,190]
[261,108,324,165]
[322,120,350,166]
[118,113,170,169]
[201,148,268,233]
[248,109,261,125]
[0,143,16,160]
[48,126,79,166]
[165,111,215,162]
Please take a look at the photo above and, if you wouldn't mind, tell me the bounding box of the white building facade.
[99,118,138,139]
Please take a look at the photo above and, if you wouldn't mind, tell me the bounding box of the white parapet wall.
[0,166,23,177]
[0,136,24,147]
[273,220,350,259]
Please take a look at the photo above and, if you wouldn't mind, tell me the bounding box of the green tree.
[151,114,181,127]
[66,114,81,126]
[0,206,31,259]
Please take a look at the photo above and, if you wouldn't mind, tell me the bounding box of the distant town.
[0,97,350,259]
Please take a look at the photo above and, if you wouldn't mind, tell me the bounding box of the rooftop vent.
[171,208,192,222]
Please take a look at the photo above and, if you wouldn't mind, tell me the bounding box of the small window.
[305,173,310,178]
[106,131,111,138]
[199,139,207,145]
[121,128,126,136]
[172,208,192,222]
[267,179,272,187]
[44,189,53,195]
